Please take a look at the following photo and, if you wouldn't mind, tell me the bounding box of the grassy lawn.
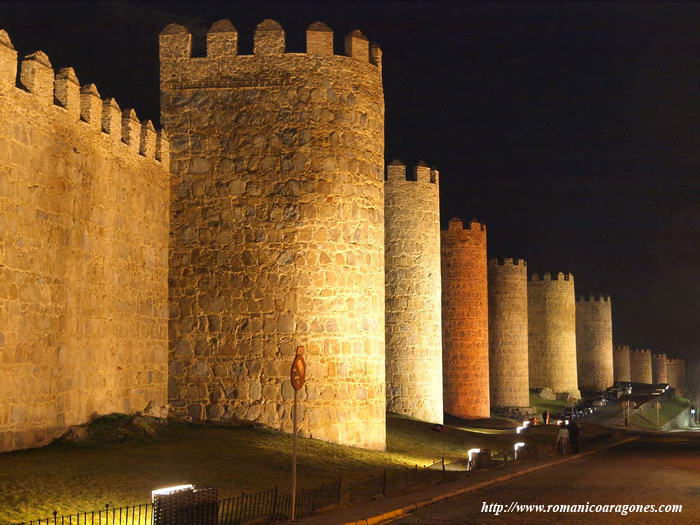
[630,396,691,430]
[529,393,569,417]
[0,414,534,523]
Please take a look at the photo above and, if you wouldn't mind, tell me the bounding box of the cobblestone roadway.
[392,437,700,524]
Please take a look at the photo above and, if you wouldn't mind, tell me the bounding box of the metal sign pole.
[291,387,298,521]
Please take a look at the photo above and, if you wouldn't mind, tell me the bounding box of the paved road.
[392,437,700,524]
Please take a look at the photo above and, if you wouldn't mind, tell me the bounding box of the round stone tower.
[488,258,530,411]
[651,353,668,384]
[160,20,386,450]
[613,344,631,383]
[385,161,443,423]
[629,349,653,384]
[528,273,580,398]
[575,295,614,392]
[667,357,686,395]
[441,218,489,419]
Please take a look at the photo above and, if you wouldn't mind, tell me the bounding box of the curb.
[342,437,639,525]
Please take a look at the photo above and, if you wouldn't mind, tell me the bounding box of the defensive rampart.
[613,344,631,383]
[629,349,653,384]
[528,272,579,398]
[385,161,442,423]
[575,295,614,391]
[161,20,386,449]
[0,30,169,452]
[651,353,668,384]
[441,218,489,418]
[488,258,529,409]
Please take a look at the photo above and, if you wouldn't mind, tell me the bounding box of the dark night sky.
[2,1,699,360]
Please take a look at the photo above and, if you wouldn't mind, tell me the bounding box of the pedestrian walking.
[556,423,570,455]
[543,409,550,424]
[568,420,580,453]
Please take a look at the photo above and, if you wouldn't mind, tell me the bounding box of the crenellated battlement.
[0,29,168,165]
[490,257,526,267]
[576,293,611,303]
[667,356,685,365]
[614,344,631,352]
[529,272,574,283]
[386,159,439,184]
[630,348,651,356]
[159,19,381,70]
[445,217,486,232]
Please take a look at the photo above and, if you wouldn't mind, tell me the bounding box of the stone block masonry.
[441,218,489,419]
[651,353,668,384]
[0,30,170,452]
[667,357,686,395]
[385,161,442,424]
[488,258,529,409]
[629,349,653,384]
[528,273,580,399]
[613,344,631,383]
[575,295,614,392]
[161,20,386,450]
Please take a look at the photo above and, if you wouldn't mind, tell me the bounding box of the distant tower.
[488,258,530,411]
[613,344,631,383]
[575,295,614,392]
[384,161,443,423]
[651,353,668,384]
[667,357,687,395]
[160,20,386,450]
[629,349,653,384]
[441,218,489,418]
[528,273,580,398]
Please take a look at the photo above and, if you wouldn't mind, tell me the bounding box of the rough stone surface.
[528,273,580,399]
[575,295,614,392]
[0,37,169,452]
[488,258,529,409]
[160,20,386,450]
[384,161,442,424]
[539,387,556,401]
[651,353,668,384]
[441,218,489,419]
[613,344,631,383]
[629,349,653,384]
[667,357,686,395]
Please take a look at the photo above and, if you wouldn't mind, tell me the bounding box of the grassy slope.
[630,396,691,430]
[0,414,532,523]
[529,393,568,416]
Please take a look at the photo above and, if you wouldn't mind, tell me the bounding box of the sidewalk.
[280,437,637,525]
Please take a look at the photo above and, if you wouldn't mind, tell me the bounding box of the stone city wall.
[651,353,668,384]
[385,161,442,423]
[575,295,614,392]
[441,218,489,418]
[161,20,386,450]
[629,349,653,384]
[488,258,529,409]
[0,30,170,452]
[613,344,631,383]
[667,357,686,396]
[528,272,579,398]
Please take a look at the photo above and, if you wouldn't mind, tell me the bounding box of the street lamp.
[151,484,194,501]
[467,448,480,470]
